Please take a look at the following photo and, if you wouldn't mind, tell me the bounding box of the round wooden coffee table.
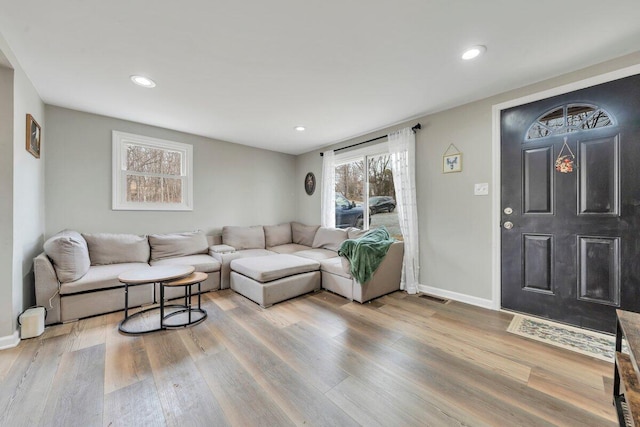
[161,272,208,329]
[118,265,195,334]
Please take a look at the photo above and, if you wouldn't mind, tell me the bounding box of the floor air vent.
[419,294,450,304]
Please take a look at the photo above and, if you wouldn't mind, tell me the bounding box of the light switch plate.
[474,183,489,196]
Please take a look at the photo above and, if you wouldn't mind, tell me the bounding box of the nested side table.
[118,265,195,334]
[161,272,208,328]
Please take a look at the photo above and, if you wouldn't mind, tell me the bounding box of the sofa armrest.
[210,244,236,255]
[353,241,404,303]
[210,251,243,289]
[34,252,61,325]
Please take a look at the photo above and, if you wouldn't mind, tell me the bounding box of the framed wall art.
[443,143,462,173]
[304,172,316,195]
[26,114,41,158]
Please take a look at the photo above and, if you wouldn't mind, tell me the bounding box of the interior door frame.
[490,63,640,310]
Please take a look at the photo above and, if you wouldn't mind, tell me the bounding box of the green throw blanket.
[338,227,395,284]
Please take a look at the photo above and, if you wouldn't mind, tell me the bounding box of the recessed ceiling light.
[294,126,306,131]
[461,45,486,60]
[130,75,156,88]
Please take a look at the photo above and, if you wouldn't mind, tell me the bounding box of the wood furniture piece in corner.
[614,309,640,426]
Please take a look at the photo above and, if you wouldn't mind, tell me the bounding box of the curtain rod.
[320,123,421,157]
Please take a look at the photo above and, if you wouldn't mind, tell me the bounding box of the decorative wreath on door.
[555,137,576,173]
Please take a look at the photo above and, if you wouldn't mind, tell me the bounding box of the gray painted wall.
[13,58,46,323]
[296,52,640,303]
[0,65,14,338]
[0,35,46,341]
[45,106,297,237]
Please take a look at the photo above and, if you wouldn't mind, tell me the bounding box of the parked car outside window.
[369,196,396,215]
[335,193,364,228]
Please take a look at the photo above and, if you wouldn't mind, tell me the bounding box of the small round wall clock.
[304,172,316,195]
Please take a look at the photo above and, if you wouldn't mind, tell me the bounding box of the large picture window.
[112,131,193,211]
[334,143,402,240]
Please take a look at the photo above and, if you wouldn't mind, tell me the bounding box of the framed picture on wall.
[443,153,462,173]
[304,172,316,195]
[26,114,41,158]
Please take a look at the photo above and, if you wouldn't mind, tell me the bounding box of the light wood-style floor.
[0,290,617,426]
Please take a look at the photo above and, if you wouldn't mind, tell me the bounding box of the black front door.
[501,74,640,333]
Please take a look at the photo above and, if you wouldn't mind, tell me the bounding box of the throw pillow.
[347,227,368,240]
[222,226,265,250]
[43,230,91,283]
[291,222,320,247]
[82,233,150,265]
[264,223,292,247]
[312,227,348,252]
[148,231,209,261]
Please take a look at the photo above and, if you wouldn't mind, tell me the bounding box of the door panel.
[501,73,640,333]
[577,236,620,306]
[578,136,619,215]
[523,147,554,214]
[522,234,553,293]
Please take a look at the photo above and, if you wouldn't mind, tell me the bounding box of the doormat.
[507,314,626,362]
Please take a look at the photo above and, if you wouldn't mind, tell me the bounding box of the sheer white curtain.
[388,127,419,294]
[321,150,336,227]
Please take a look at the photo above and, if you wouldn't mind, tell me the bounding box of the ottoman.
[230,254,321,307]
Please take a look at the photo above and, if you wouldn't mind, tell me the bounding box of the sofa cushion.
[291,222,320,246]
[320,257,352,279]
[231,254,319,283]
[294,248,340,261]
[264,223,292,247]
[82,233,150,265]
[59,262,148,294]
[43,230,91,283]
[268,243,311,254]
[312,227,348,252]
[347,228,368,240]
[222,226,265,250]
[150,254,221,273]
[148,231,208,261]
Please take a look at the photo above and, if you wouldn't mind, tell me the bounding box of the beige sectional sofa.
[35,230,221,325]
[215,222,404,306]
[35,222,404,325]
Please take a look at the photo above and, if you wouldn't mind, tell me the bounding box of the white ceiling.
[0,1,639,155]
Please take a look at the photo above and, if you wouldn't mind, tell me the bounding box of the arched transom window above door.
[525,103,615,140]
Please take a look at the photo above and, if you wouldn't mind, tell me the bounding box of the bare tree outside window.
[334,161,364,202]
[367,155,395,197]
[125,145,183,203]
[368,154,402,240]
[526,104,614,140]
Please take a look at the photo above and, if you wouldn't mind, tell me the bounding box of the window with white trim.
[334,142,402,240]
[112,131,193,211]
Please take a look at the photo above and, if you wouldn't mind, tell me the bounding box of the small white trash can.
[19,307,45,339]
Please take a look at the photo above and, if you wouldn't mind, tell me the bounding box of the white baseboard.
[417,284,494,310]
[0,330,20,350]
